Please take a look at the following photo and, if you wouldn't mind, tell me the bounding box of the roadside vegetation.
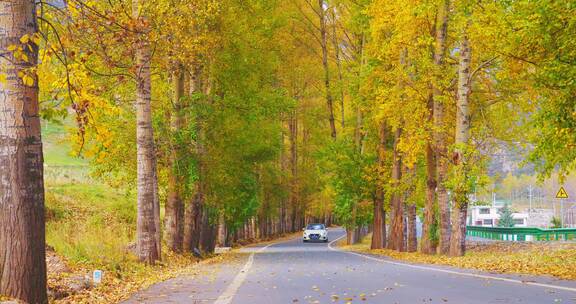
[41,122,293,303]
[40,122,197,303]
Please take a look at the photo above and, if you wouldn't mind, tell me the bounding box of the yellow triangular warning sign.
[556,187,569,199]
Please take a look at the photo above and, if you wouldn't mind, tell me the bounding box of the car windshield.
[306,224,325,230]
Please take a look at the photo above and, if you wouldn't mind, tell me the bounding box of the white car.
[303,224,328,242]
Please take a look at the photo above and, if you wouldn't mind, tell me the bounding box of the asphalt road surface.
[125,228,576,304]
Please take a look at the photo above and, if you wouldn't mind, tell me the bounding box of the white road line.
[213,242,276,304]
[328,234,576,293]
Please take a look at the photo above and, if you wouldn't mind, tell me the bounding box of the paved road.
[125,228,576,304]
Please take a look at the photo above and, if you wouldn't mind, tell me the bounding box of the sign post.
[555,187,569,228]
[93,270,103,285]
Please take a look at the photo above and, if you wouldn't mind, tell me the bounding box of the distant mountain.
[487,142,535,180]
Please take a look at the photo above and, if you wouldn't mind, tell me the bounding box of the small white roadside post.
[93,270,103,285]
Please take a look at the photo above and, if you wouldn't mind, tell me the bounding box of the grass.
[42,119,137,270]
[42,121,87,167]
[40,120,204,303]
[45,183,137,270]
[340,234,576,281]
[43,172,211,304]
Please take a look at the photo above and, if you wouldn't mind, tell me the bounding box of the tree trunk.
[133,0,160,264]
[318,0,337,139]
[330,8,345,129]
[183,65,203,253]
[279,123,287,235]
[183,184,204,252]
[153,146,162,259]
[346,229,356,245]
[432,0,451,255]
[354,225,362,243]
[183,197,194,252]
[371,121,387,249]
[289,107,299,231]
[407,203,417,252]
[449,32,471,257]
[258,214,264,239]
[0,2,48,302]
[388,128,404,251]
[217,214,226,247]
[200,209,211,250]
[347,203,358,245]
[421,141,437,254]
[200,208,216,253]
[165,64,185,252]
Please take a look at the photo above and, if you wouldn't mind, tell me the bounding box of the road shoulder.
[329,234,576,292]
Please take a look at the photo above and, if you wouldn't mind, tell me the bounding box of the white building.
[468,205,528,227]
[525,209,554,228]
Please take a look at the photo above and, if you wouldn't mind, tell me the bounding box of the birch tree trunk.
[330,8,345,129]
[432,0,451,255]
[371,121,387,249]
[449,32,471,257]
[0,1,48,302]
[133,0,160,264]
[165,65,185,252]
[318,0,337,139]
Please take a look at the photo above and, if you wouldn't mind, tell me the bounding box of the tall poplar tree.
[449,30,471,257]
[165,65,186,252]
[0,1,48,302]
[133,0,161,264]
[432,0,452,255]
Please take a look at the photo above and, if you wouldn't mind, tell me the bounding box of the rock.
[46,250,71,274]
[47,274,92,300]
[68,275,92,293]
[47,287,69,300]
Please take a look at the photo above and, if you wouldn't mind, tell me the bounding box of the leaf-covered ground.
[48,251,208,304]
[340,235,576,281]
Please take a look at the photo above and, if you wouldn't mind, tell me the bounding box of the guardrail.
[466,226,576,241]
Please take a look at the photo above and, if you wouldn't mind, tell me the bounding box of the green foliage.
[516,0,576,180]
[319,139,376,229]
[446,144,490,209]
[550,217,562,229]
[497,204,515,228]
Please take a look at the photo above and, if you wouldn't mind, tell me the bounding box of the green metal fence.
[466,226,576,241]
